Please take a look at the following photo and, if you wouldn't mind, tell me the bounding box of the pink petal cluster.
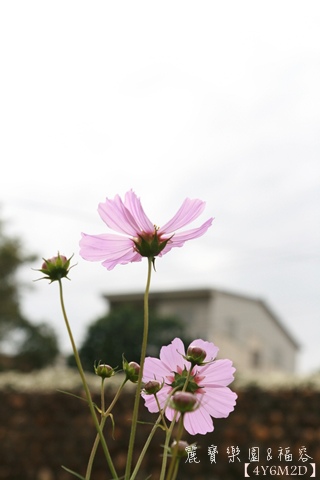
[141,338,237,435]
[79,190,213,270]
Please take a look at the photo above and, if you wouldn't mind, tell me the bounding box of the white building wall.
[156,297,210,340]
[207,292,296,373]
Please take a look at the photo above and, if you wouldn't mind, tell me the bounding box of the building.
[104,288,299,374]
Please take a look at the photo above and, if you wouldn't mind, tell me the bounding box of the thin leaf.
[57,389,99,410]
[57,389,88,402]
[137,420,166,431]
[61,465,86,479]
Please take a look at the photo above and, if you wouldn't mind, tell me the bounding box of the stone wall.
[1,385,320,480]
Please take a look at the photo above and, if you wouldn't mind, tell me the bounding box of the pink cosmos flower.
[141,337,237,435]
[79,189,213,270]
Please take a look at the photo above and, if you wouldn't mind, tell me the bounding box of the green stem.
[131,388,178,480]
[159,368,193,480]
[85,378,127,479]
[165,416,185,480]
[129,413,163,480]
[58,280,118,480]
[155,393,169,431]
[159,411,179,480]
[86,416,108,480]
[101,378,106,413]
[105,378,128,416]
[124,257,153,480]
[169,456,181,480]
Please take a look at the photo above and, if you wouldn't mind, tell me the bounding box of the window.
[226,317,238,340]
[251,350,262,369]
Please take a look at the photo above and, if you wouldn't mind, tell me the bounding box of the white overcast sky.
[0,1,319,374]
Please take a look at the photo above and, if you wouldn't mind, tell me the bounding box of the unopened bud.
[37,253,74,283]
[171,391,198,413]
[186,345,207,365]
[123,358,140,383]
[94,363,114,379]
[170,440,189,457]
[143,380,162,395]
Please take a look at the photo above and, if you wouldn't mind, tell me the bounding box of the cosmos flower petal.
[159,338,188,372]
[200,359,236,386]
[98,195,141,236]
[164,405,181,423]
[124,190,154,233]
[159,198,206,234]
[79,233,140,270]
[199,386,237,418]
[160,218,213,255]
[101,251,142,270]
[142,395,159,413]
[183,406,214,435]
[143,357,171,381]
[79,233,132,260]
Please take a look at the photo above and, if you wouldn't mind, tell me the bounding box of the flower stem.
[159,367,193,480]
[165,416,185,480]
[124,257,153,479]
[85,378,127,479]
[169,456,181,480]
[57,279,118,480]
[129,413,163,480]
[159,410,179,480]
[86,416,108,480]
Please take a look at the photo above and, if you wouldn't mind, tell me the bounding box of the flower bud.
[170,440,189,457]
[94,363,114,379]
[171,391,198,413]
[123,358,140,383]
[37,253,74,283]
[186,345,207,365]
[143,380,162,395]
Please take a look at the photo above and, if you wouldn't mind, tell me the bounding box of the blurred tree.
[0,217,59,370]
[69,304,192,372]
[8,320,59,371]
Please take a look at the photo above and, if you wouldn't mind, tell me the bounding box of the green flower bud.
[37,253,74,283]
[170,440,189,458]
[186,345,207,365]
[123,357,140,383]
[94,363,115,379]
[171,391,198,413]
[143,380,162,395]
